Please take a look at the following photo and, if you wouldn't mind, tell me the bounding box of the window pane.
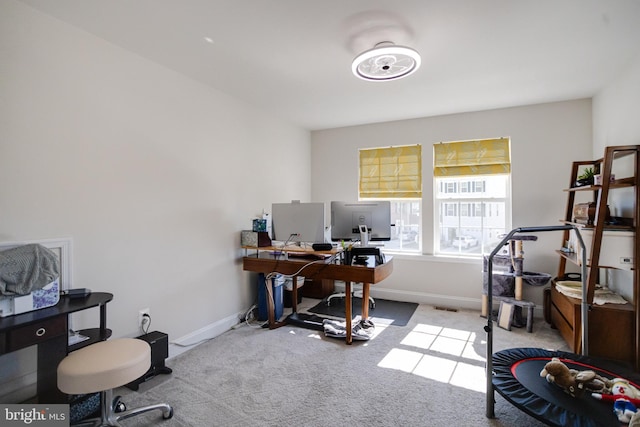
[383,200,421,253]
[435,175,510,256]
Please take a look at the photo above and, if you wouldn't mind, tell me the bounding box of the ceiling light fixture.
[351,41,421,81]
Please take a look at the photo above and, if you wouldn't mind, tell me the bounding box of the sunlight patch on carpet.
[414,353,457,382]
[378,322,487,392]
[378,348,422,373]
[449,361,486,393]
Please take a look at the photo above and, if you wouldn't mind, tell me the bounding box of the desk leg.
[37,334,67,403]
[345,281,352,345]
[263,274,276,329]
[361,283,371,320]
[100,303,108,339]
[291,275,299,314]
[262,274,285,329]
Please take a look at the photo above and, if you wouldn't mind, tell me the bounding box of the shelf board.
[560,220,635,232]
[68,327,112,352]
[552,287,634,311]
[556,249,635,271]
[565,177,636,192]
[556,249,579,265]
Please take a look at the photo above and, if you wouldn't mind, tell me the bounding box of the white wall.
[593,55,640,154]
[592,53,640,300]
[0,0,310,352]
[311,100,593,310]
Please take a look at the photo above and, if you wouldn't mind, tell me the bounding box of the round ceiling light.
[351,42,421,81]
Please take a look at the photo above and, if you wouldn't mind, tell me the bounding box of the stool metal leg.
[71,388,173,426]
[115,398,173,424]
[69,389,114,427]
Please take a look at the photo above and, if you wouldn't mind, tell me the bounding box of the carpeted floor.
[114,300,570,427]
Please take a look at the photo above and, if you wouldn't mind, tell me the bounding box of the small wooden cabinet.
[301,278,335,299]
[551,145,639,367]
[550,284,634,362]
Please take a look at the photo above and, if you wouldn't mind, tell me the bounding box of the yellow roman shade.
[433,138,510,177]
[359,145,422,199]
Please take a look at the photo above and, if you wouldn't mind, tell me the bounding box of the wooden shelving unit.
[551,145,639,367]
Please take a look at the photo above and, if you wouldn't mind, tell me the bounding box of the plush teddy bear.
[629,410,640,427]
[540,357,611,397]
[592,378,640,424]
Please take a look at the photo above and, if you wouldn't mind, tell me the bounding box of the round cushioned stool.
[58,338,173,426]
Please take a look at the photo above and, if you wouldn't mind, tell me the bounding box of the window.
[433,138,511,257]
[387,199,422,252]
[359,145,422,253]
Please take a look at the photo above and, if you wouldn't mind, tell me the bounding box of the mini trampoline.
[493,347,640,426]
[485,225,640,426]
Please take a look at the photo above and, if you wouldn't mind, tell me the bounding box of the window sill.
[384,251,482,264]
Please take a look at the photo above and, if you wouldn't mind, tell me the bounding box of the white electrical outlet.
[138,308,150,329]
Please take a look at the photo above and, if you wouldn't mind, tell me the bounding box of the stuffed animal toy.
[592,378,640,424]
[540,357,611,397]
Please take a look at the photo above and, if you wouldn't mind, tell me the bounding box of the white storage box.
[0,278,60,317]
[570,228,634,270]
[283,276,305,291]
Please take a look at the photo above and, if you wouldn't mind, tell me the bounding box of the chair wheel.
[112,396,126,413]
[163,407,174,419]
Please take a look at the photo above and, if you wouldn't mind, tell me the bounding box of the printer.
[0,243,61,317]
[0,278,60,317]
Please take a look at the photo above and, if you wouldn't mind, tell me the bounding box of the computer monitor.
[330,201,391,242]
[271,202,326,244]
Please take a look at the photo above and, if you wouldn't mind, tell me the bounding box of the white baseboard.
[333,284,544,317]
[169,312,243,359]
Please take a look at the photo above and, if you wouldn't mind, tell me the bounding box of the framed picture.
[498,301,514,331]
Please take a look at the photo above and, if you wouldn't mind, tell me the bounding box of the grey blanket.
[0,244,60,296]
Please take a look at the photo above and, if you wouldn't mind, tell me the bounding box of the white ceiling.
[18,0,640,131]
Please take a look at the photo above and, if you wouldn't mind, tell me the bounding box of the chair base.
[72,388,173,427]
[327,289,375,309]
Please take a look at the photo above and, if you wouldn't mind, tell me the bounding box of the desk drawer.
[6,316,66,351]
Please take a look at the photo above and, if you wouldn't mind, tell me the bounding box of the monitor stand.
[359,225,369,246]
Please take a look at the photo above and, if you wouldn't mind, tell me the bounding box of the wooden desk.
[242,250,393,344]
[0,292,113,403]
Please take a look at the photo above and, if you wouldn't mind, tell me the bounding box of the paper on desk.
[68,333,90,345]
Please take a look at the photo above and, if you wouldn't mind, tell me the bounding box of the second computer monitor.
[271,202,325,244]
[330,201,391,242]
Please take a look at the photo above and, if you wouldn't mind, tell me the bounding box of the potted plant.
[576,167,595,186]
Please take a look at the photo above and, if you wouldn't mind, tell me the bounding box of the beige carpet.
[115,302,569,427]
